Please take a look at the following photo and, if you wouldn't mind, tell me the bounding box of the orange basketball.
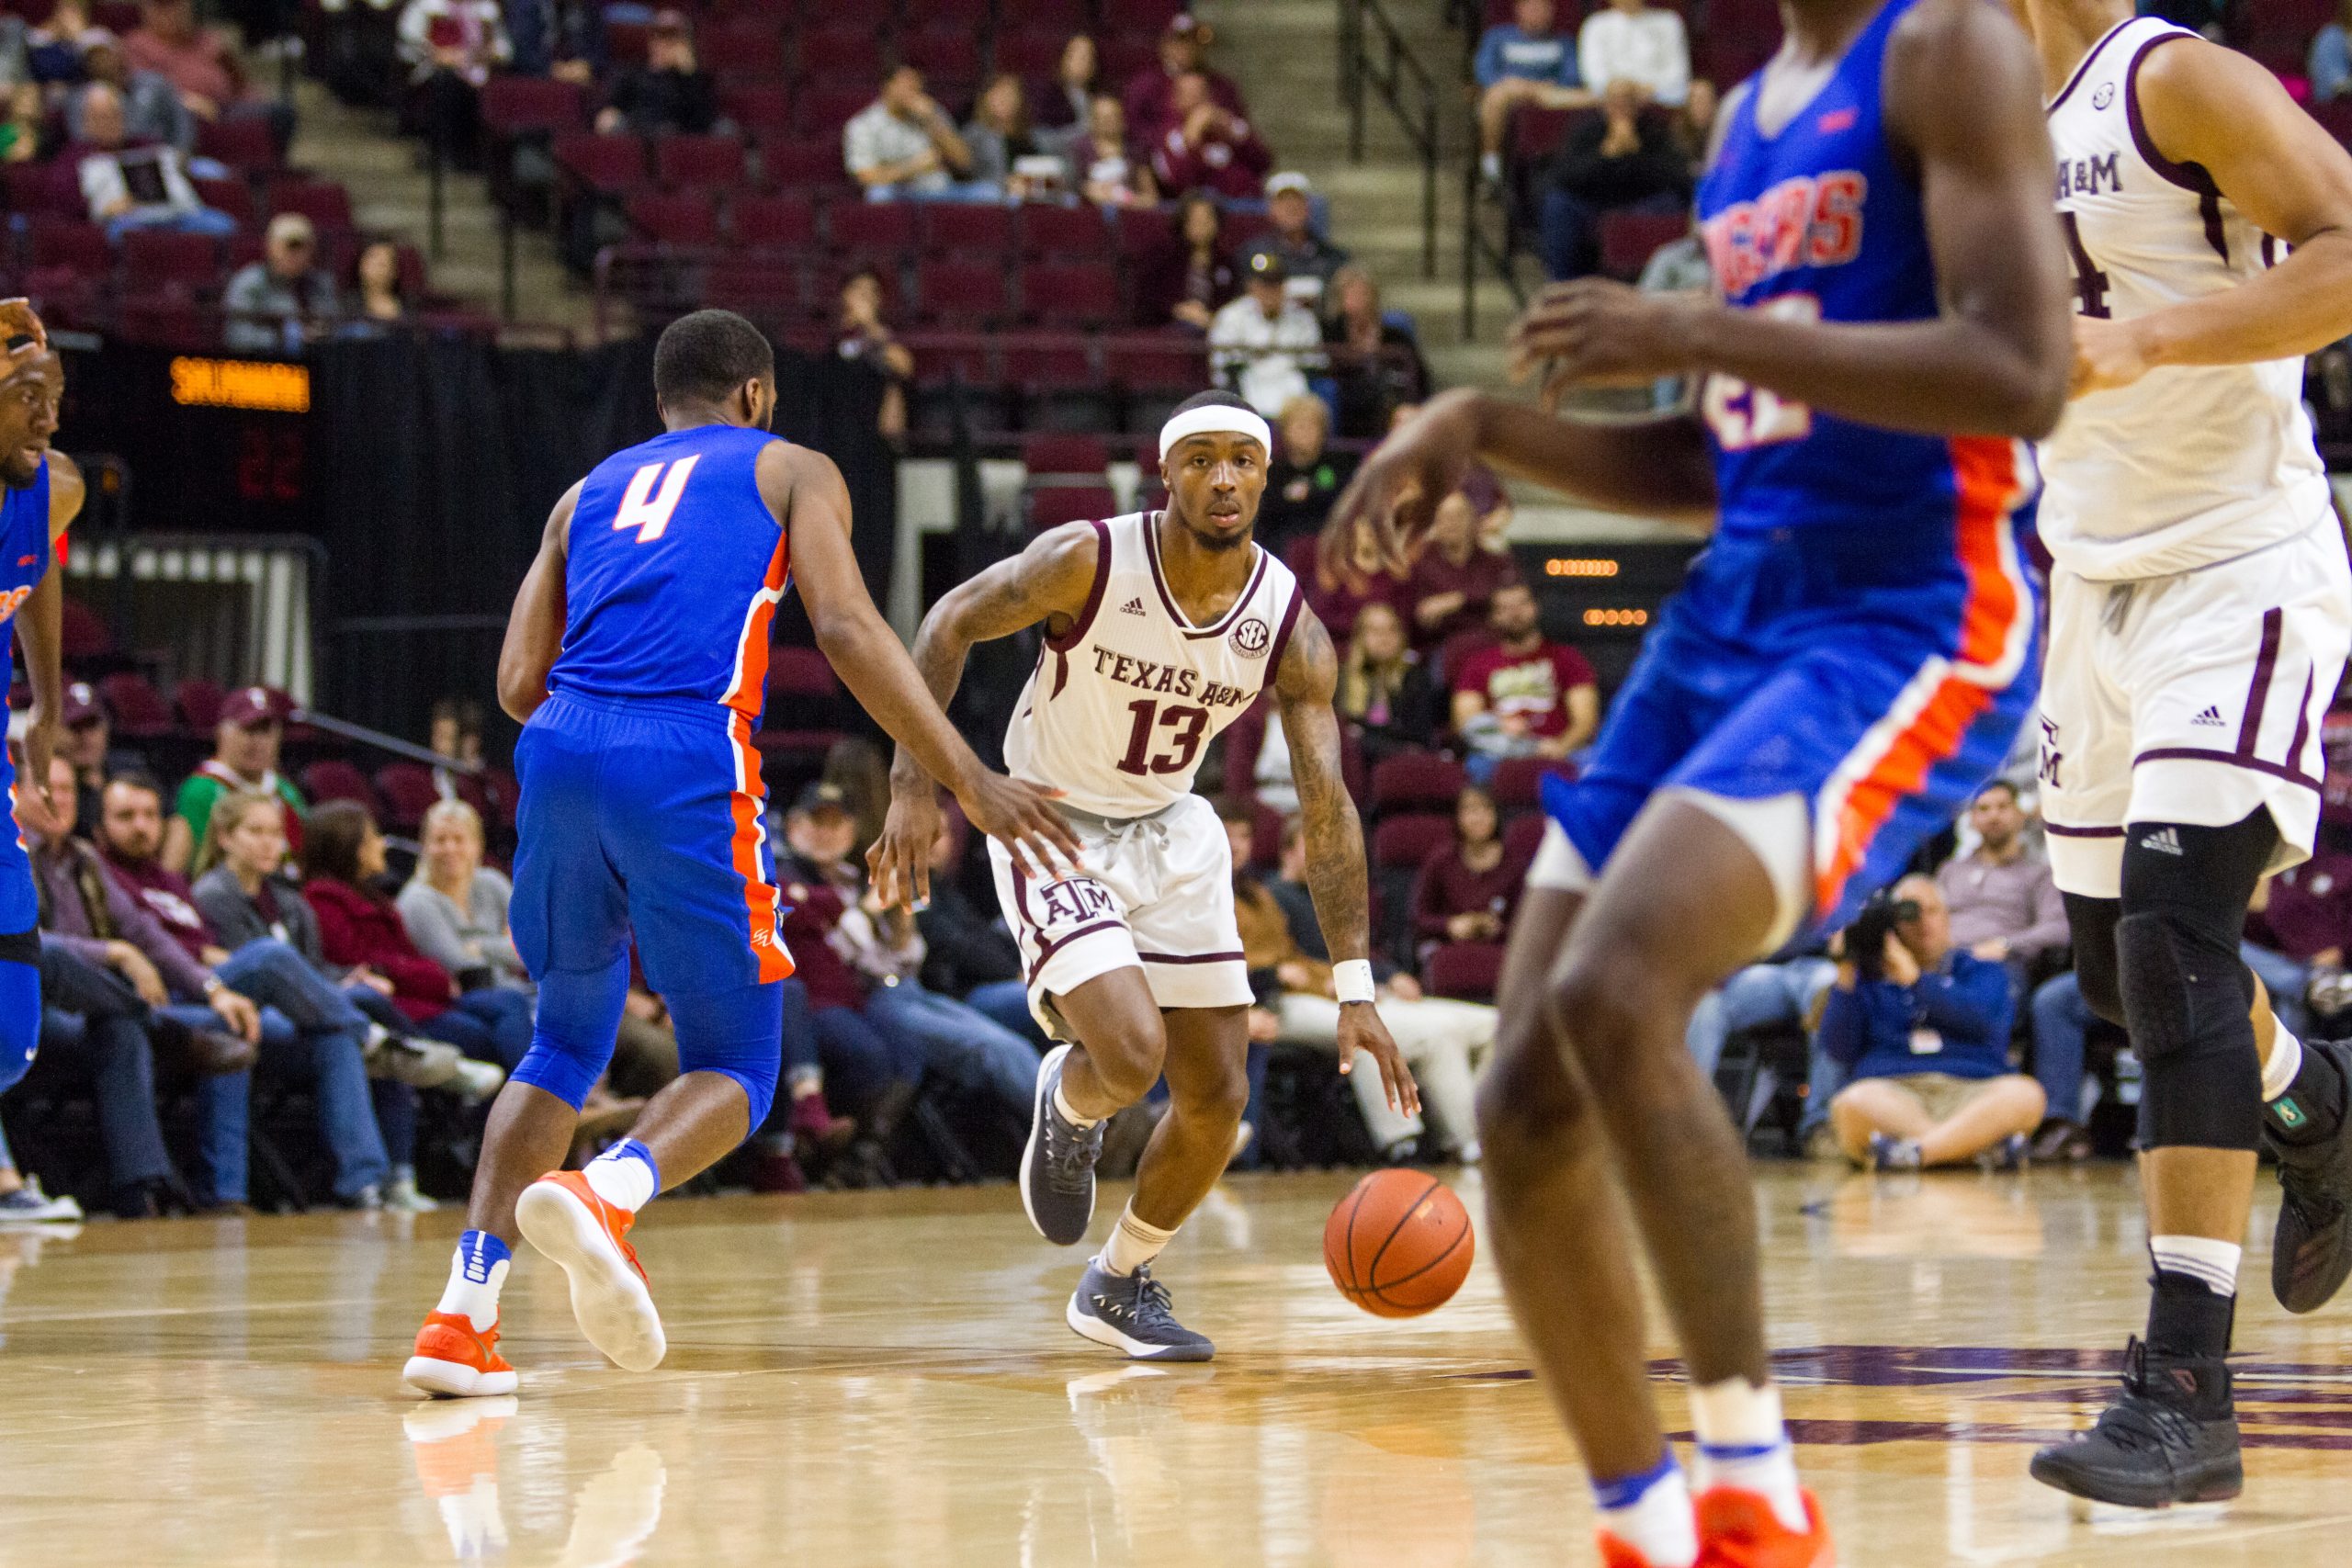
[1324,1170,1475,1318]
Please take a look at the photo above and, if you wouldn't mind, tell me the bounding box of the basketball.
[1323,1171,1475,1318]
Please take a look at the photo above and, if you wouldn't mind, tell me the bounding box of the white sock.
[1480,150,1502,181]
[583,1139,660,1213]
[435,1233,510,1331]
[1690,1378,1807,1533]
[2151,1235,2242,1297]
[1099,1202,1176,1277]
[1593,1455,1696,1567]
[1053,1082,1101,1131]
[2263,1024,2305,1102]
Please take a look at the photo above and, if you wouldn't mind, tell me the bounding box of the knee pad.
[510,961,628,1111]
[2115,909,2263,1151]
[0,950,38,1095]
[670,982,785,1132]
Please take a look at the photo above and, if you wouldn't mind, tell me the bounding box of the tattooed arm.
[1275,605,1420,1115]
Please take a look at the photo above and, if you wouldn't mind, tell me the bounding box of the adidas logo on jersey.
[1121,597,1148,616]
[2191,705,2226,728]
[2140,827,2184,856]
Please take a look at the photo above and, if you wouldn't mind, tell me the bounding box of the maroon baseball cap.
[62,681,101,727]
[219,684,287,728]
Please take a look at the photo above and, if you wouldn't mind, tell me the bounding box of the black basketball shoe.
[2030,1337,2242,1508]
[2268,1036,2352,1314]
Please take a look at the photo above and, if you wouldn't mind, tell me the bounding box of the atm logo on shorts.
[1040,877,1115,927]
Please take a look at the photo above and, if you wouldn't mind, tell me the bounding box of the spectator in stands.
[836,267,911,444]
[1822,875,2043,1169]
[2243,850,2352,1036]
[299,799,536,1071]
[1938,780,2067,978]
[1069,93,1155,208]
[72,33,194,153]
[224,213,341,354]
[2316,4,2352,103]
[844,63,976,202]
[1246,172,1349,307]
[1407,488,1521,649]
[1306,516,1409,646]
[1451,582,1599,777]
[1124,11,1247,151]
[397,0,508,170]
[1324,265,1430,439]
[1414,784,1526,956]
[73,82,234,243]
[164,685,305,874]
[396,800,526,994]
[0,81,41,164]
[1339,601,1442,769]
[125,0,289,152]
[1233,805,1490,1163]
[59,682,123,838]
[1257,393,1355,555]
[506,0,604,82]
[1139,190,1235,330]
[1634,212,1712,408]
[1537,77,1692,280]
[1210,249,1322,418]
[1686,954,1838,1084]
[1037,33,1099,139]
[27,0,102,83]
[341,239,409,334]
[962,72,1043,197]
[1150,68,1271,201]
[913,806,1039,1045]
[1577,0,1690,107]
[593,7,713,138]
[1475,0,1590,188]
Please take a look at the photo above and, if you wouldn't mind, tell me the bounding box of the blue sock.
[438,1230,513,1329]
[584,1138,661,1212]
[1593,1453,1696,1566]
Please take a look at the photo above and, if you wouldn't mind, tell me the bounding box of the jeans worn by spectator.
[1538,187,1685,282]
[964,977,1048,1046]
[415,986,535,1071]
[1688,959,1838,1081]
[205,937,396,1201]
[809,1003,927,1116]
[160,997,390,1207]
[32,941,178,1206]
[862,979,1041,1112]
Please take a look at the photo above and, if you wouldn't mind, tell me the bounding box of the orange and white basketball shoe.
[1696,1487,1836,1568]
[403,1311,520,1398]
[1598,1530,1696,1568]
[514,1169,666,1371]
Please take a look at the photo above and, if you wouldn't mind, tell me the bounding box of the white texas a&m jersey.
[1005,511,1302,818]
[2040,17,2331,581]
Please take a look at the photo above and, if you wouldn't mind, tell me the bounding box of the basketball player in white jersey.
[871,390,1416,1359]
[2016,0,2352,1507]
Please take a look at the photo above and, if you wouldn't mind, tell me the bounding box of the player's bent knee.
[2116,909,2263,1151]
[1475,1034,1594,1163]
[513,1033,605,1111]
[671,984,785,1131]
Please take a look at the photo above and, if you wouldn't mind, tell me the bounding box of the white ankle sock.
[1690,1379,1806,1533]
[1593,1454,1697,1568]
[1053,1082,1101,1131]
[2263,1024,2305,1102]
[2151,1235,2241,1297]
[435,1231,510,1331]
[583,1140,660,1213]
[1480,151,1502,181]
[1099,1202,1176,1277]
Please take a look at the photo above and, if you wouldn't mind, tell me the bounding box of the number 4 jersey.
[1005,511,1302,818]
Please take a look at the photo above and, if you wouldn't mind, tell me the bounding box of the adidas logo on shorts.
[1121,597,1148,616]
[2140,827,2184,856]
[2191,705,2226,728]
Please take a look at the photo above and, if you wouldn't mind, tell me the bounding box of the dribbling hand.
[961,771,1082,886]
[866,787,944,911]
[1337,1001,1420,1117]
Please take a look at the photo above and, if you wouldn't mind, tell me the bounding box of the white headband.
[1159,404,1272,462]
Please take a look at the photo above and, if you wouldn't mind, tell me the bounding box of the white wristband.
[1333,960,1375,1005]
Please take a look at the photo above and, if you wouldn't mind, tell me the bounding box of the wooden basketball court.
[2,1165,2349,1565]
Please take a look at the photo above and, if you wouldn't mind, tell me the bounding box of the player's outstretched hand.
[1509,278,1705,409]
[0,298,47,359]
[957,770,1082,884]
[1336,1001,1420,1117]
[1321,389,1485,583]
[867,787,944,911]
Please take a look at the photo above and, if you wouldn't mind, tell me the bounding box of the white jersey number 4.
[612,454,702,545]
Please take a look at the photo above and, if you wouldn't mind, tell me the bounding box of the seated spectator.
[1037,33,1099,141]
[398,0,508,169]
[224,213,342,354]
[1245,172,1348,308]
[1634,212,1711,409]
[2314,2,2351,104]
[1408,489,1521,649]
[593,8,713,138]
[124,0,290,152]
[1123,11,1248,151]
[962,72,1044,197]
[1538,77,1692,280]
[1305,516,1410,643]
[1150,69,1270,201]
[0,82,42,164]
[1450,582,1599,777]
[1068,93,1155,208]
[28,0,104,84]
[1937,780,2068,982]
[73,32,195,153]
[2244,851,2352,1035]
[507,0,605,83]
[1234,806,1491,1163]
[1821,876,2044,1170]
[912,806,1038,1045]
[1339,601,1442,769]
[165,685,306,874]
[74,81,234,243]
[844,63,976,202]
[1577,0,1690,107]
[836,267,912,444]
[1257,394,1355,555]
[341,239,409,336]
[1475,0,1590,187]
[61,680,141,838]
[1323,265,1429,438]
[1687,956,1838,1086]
[1413,784,1526,956]
[1137,190,1233,330]
[396,800,528,994]
[300,800,535,1072]
[1209,250,1322,417]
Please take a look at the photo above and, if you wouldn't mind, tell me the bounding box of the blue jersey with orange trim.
[0,455,51,629]
[1690,0,2037,665]
[550,423,789,719]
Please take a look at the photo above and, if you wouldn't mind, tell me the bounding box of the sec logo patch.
[1232,616,1271,658]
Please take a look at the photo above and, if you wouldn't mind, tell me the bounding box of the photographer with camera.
[1820,874,2046,1171]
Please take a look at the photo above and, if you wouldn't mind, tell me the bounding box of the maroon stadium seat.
[797,26,883,81]
[702,253,807,312]
[831,201,917,254]
[1021,202,1109,260]
[721,84,793,135]
[196,115,278,172]
[1020,262,1121,328]
[900,28,978,102]
[269,178,356,231]
[606,19,650,65]
[28,220,110,275]
[654,133,748,191]
[2315,98,2352,149]
[96,673,175,739]
[175,677,224,734]
[1101,0,1184,31]
[1023,433,1112,478]
[481,73,588,136]
[1006,338,1113,431]
[120,229,221,291]
[60,599,110,661]
[1013,0,1091,29]
[921,202,1015,257]
[627,190,721,244]
[797,83,876,138]
[1370,752,1467,817]
[916,259,1010,324]
[374,763,442,834]
[2,164,80,219]
[193,176,256,230]
[1600,209,1691,280]
[702,17,786,78]
[731,192,817,247]
[766,644,840,699]
[1029,484,1118,532]
[1425,941,1506,1003]
[918,0,992,25]
[759,137,853,190]
[1502,810,1548,865]
[1105,334,1210,429]
[554,133,649,192]
[1511,105,1586,167]
[1486,755,1570,815]
[997,29,1069,85]
[1371,812,1452,870]
[300,761,385,819]
[757,646,846,765]
[1114,202,1178,263]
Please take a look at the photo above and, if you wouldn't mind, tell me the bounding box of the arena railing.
[1340,0,1445,282]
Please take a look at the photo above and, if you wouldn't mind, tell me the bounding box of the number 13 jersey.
[2041,16,2328,582]
[1005,512,1302,819]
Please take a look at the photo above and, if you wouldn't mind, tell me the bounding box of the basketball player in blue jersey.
[0,306,86,1120]
[1333,1,2072,1562]
[405,310,1077,1399]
